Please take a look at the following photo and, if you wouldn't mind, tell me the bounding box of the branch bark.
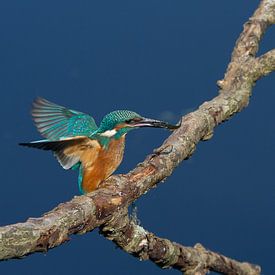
[1,1,275,274]
[100,208,260,275]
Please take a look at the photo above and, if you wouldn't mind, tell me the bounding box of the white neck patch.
[100,129,117,137]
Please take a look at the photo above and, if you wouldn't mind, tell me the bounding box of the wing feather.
[19,136,101,170]
[32,97,98,140]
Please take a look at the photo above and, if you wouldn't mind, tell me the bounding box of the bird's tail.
[19,139,75,151]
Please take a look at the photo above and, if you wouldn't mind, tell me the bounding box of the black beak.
[130,117,181,130]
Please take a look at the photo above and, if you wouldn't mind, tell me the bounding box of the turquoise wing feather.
[32,97,98,140]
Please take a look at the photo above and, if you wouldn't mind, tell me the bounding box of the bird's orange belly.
[81,137,125,193]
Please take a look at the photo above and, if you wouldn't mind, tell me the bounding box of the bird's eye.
[125,119,132,124]
[125,117,142,124]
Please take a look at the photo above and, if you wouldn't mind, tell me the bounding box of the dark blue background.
[1,1,274,274]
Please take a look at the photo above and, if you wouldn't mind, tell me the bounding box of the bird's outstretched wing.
[19,136,101,170]
[32,97,98,140]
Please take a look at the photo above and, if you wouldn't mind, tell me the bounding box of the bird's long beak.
[131,117,181,130]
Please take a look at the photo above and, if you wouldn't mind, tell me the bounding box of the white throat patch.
[100,129,117,137]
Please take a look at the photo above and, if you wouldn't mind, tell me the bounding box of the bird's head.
[96,110,180,140]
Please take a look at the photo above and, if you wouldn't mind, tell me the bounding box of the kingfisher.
[20,98,179,194]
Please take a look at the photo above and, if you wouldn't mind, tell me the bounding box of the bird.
[19,97,180,194]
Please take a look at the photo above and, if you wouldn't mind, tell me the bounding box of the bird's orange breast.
[81,136,125,193]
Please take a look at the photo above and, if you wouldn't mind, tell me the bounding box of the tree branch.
[254,49,275,78]
[1,0,275,274]
[100,208,260,275]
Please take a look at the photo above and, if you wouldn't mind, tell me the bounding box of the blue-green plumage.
[20,97,180,193]
[78,164,84,194]
[32,97,98,140]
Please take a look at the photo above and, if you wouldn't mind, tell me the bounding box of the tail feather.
[19,139,73,151]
